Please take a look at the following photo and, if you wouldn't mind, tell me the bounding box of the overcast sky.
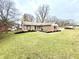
[14,0,79,24]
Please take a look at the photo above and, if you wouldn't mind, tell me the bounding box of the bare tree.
[46,16,75,27]
[36,5,49,23]
[0,0,18,31]
[21,13,34,23]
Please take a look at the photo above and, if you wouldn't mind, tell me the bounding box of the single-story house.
[21,22,59,32]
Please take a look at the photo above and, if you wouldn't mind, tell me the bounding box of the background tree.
[0,0,18,31]
[36,5,49,23]
[45,16,75,27]
[21,13,34,23]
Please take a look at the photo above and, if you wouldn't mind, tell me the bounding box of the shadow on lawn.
[14,30,36,34]
[14,30,61,34]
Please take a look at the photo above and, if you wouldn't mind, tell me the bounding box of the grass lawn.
[0,29,79,59]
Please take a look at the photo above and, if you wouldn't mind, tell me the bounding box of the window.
[54,26,57,29]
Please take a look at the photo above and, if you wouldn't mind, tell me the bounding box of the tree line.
[22,4,75,27]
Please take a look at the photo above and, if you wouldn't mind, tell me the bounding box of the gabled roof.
[22,21,58,26]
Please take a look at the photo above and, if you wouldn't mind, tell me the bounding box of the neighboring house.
[0,22,7,32]
[73,25,79,28]
[8,24,20,31]
[64,25,79,29]
[8,26,17,31]
[64,26,74,29]
[21,21,59,32]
